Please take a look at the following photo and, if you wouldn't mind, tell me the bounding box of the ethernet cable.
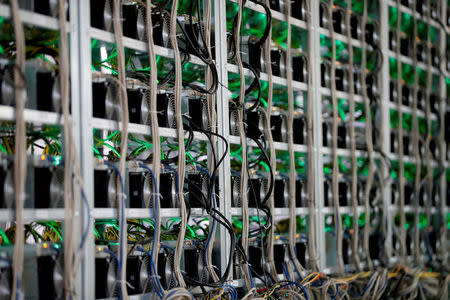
[361,0,375,270]
[8,1,27,299]
[203,0,220,283]
[145,0,164,297]
[260,0,279,281]
[328,0,345,275]
[411,0,423,264]
[424,0,435,265]
[395,0,407,264]
[286,0,306,279]
[345,0,362,272]
[305,0,319,273]
[168,0,188,289]
[57,0,78,297]
[234,0,253,291]
[437,0,448,267]
[112,0,130,298]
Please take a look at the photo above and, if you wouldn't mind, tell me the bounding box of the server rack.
[0,0,447,298]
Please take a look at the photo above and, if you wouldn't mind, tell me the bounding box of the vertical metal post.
[309,0,326,271]
[214,0,232,277]
[77,1,95,298]
[380,0,393,261]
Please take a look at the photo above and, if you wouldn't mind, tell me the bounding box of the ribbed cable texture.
[305,0,318,272]
[57,0,75,298]
[145,0,163,294]
[424,0,433,258]
[234,0,252,290]
[395,0,407,263]
[262,0,279,281]
[9,1,26,299]
[328,0,344,275]
[285,0,305,277]
[438,0,448,267]
[168,0,188,288]
[345,0,361,272]
[361,0,374,270]
[112,0,129,298]
[204,0,220,282]
[411,0,422,265]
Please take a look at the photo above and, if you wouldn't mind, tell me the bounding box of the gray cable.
[9,1,26,299]
[395,0,407,263]
[112,0,129,298]
[345,0,362,272]
[328,0,345,275]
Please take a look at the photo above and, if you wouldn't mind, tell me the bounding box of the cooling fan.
[95,256,118,299]
[129,171,153,209]
[0,164,14,209]
[126,255,150,295]
[183,248,210,285]
[158,250,177,290]
[0,266,11,300]
[159,172,178,208]
[37,255,64,300]
[92,78,120,121]
[94,169,117,208]
[34,167,64,209]
[90,0,113,32]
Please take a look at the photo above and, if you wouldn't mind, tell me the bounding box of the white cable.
[204,0,219,282]
[57,0,76,298]
[234,0,252,290]
[361,0,374,270]
[145,0,163,294]
[345,0,361,272]
[395,0,407,264]
[168,0,187,288]
[9,1,26,299]
[262,0,278,281]
[410,0,422,264]
[423,0,434,261]
[305,0,319,272]
[286,0,305,276]
[112,0,129,298]
[328,0,344,275]
[437,0,448,268]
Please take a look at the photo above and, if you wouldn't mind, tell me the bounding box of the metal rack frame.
[0,0,448,298]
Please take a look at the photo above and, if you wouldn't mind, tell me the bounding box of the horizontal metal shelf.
[0,209,65,222]
[98,293,156,300]
[387,153,446,167]
[0,105,63,125]
[228,0,307,30]
[231,207,309,217]
[385,0,449,34]
[92,207,208,219]
[323,206,364,215]
[321,147,372,158]
[319,88,364,102]
[387,102,438,120]
[0,3,68,31]
[227,135,307,152]
[387,50,440,75]
[90,28,205,66]
[391,205,442,214]
[322,205,443,215]
[92,117,210,141]
[227,64,308,90]
[318,27,363,48]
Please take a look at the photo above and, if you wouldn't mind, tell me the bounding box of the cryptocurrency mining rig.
[0,0,448,299]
